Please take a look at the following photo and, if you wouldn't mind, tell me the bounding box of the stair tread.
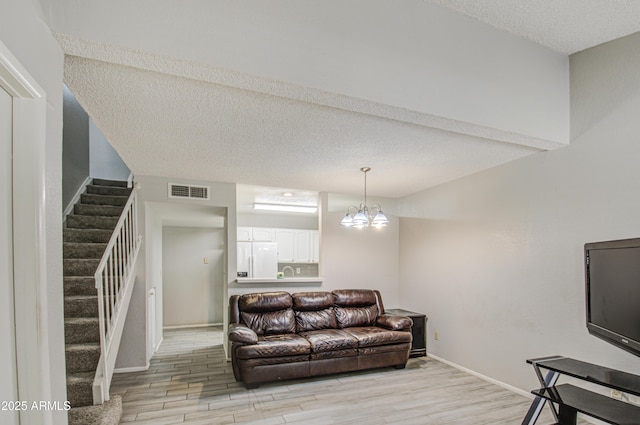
[65,295,98,300]
[66,342,100,350]
[74,204,125,217]
[81,193,129,199]
[67,371,95,381]
[68,214,121,219]
[80,193,129,207]
[64,276,95,281]
[92,178,128,187]
[83,193,129,198]
[64,228,113,232]
[62,258,100,263]
[68,395,122,425]
[65,317,99,323]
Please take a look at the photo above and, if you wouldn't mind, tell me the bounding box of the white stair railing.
[92,183,141,404]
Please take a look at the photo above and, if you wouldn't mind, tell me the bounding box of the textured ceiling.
[425,0,640,54]
[57,1,640,200]
[64,53,539,199]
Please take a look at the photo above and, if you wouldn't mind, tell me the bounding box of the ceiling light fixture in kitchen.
[340,167,389,229]
[253,203,318,214]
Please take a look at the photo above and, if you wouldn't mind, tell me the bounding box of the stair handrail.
[92,183,142,404]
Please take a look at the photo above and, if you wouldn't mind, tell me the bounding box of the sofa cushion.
[335,304,378,328]
[376,314,413,331]
[295,308,338,332]
[292,292,338,332]
[299,329,358,353]
[228,323,259,344]
[343,326,412,347]
[292,292,335,310]
[332,289,377,307]
[235,334,311,359]
[241,309,296,336]
[239,291,292,313]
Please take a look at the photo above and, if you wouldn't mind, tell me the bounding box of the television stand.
[522,355,640,425]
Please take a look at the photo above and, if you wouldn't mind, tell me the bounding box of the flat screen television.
[585,238,640,357]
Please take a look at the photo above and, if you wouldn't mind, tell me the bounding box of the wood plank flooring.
[111,327,559,424]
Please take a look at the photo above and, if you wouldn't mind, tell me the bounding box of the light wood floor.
[111,327,558,424]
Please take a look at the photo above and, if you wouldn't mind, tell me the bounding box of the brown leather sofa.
[228,289,412,388]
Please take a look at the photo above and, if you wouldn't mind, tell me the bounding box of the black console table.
[522,355,640,425]
[385,309,427,357]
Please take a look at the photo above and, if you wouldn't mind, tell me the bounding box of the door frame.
[0,40,53,424]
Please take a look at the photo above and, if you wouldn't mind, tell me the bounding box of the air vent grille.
[168,183,210,200]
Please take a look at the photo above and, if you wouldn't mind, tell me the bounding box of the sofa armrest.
[228,323,258,344]
[377,314,412,331]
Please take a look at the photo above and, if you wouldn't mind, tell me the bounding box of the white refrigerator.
[237,241,278,279]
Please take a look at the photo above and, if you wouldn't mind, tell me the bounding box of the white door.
[0,86,19,424]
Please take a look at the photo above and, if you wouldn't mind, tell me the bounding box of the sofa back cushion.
[292,292,338,332]
[332,289,379,328]
[238,292,295,335]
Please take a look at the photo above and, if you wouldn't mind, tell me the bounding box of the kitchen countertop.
[235,277,323,284]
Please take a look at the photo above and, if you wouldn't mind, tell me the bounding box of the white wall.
[397,32,640,393]
[62,85,90,209]
[1,1,66,423]
[48,0,568,145]
[162,226,225,327]
[89,118,130,181]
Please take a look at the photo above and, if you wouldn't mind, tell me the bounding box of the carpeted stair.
[64,178,131,425]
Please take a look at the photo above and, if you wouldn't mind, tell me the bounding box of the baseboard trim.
[427,354,603,424]
[427,353,531,399]
[163,323,222,330]
[113,362,150,374]
[63,175,92,221]
[154,337,164,353]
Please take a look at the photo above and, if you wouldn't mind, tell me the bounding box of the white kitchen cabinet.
[276,228,319,263]
[252,227,276,241]
[276,229,295,262]
[294,231,310,263]
[238,227,275,242]
[237,227,252,241]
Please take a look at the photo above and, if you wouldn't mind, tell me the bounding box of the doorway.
[162,226,225,328]
[145,202,227,359]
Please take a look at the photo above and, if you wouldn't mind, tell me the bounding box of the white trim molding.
[0,39,52,425]
[63,175,92,220]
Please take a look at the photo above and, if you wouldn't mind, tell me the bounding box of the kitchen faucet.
[281,265,295,278]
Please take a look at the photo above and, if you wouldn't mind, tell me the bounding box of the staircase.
[64,178,131,423]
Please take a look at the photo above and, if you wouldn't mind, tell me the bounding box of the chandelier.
[340,167,389,229]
